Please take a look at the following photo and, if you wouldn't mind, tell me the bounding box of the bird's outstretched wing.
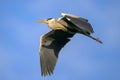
[61,13,102,44]
[40,30,74,76]
[61,13,94,34]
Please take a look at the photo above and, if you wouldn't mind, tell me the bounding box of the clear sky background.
[0,0,120,80]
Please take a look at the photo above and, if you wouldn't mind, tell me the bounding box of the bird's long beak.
[36,20,48,23]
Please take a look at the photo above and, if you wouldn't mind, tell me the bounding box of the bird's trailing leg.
[86,35,103,44]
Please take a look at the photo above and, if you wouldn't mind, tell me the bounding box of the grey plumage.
[40,30,74,76]
[37,13,102,76]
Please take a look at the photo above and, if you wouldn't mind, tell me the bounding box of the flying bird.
[37,13,102,76]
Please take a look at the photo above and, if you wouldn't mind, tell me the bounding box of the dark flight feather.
[40,30,75,76]
[62,13,94,34]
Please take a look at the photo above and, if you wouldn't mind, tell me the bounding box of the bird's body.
[37,13,102,76]
[47,18,68,31]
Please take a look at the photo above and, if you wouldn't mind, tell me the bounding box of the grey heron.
[37,13,102,76]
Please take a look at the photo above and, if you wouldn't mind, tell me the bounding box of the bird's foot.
[92,37,103,44]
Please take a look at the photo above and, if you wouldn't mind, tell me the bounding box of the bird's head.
[37,18,53,24]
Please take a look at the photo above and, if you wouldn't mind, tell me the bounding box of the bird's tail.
[86,35,103,44]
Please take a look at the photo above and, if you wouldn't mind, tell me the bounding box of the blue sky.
[0,0,120,80]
